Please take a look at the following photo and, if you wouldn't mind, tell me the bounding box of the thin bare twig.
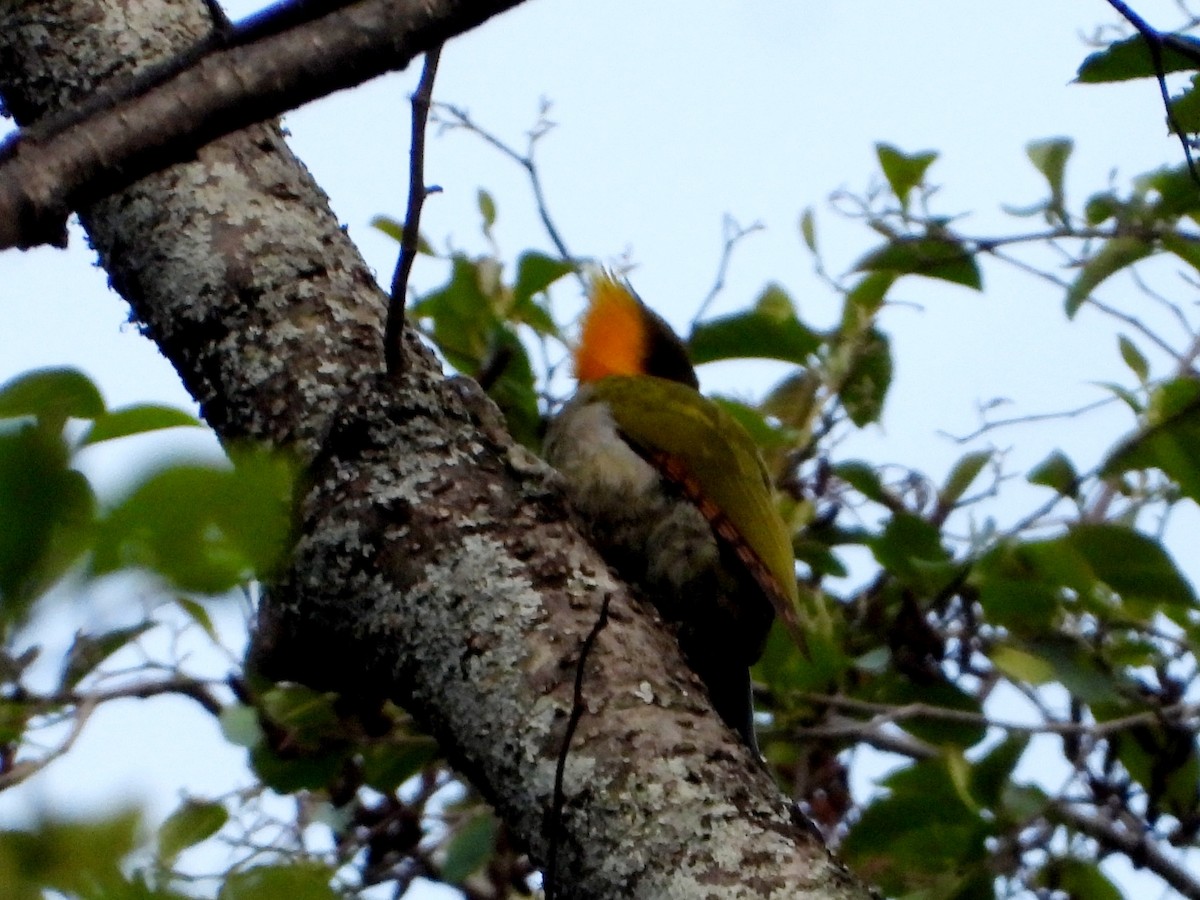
[386,45,443,376]
[58,675,225,717]
[1129,266,1195,336]
[941,396,1116,444]
[987,245,1185,359]
[691,215,764,326]
[0,674,226,794]
[801,693,1199,739]
[434,102,582,284]
[545,593,612,900]
[1048,798,1200,900]
[0,698,95,791]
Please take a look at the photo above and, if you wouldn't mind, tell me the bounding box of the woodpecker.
[544,274,798,751]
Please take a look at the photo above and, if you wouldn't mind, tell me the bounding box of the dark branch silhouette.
[0,0,525,250]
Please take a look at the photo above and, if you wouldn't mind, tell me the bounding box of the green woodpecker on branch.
[544,274,799,751]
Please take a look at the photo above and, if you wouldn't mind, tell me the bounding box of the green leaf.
[877,677,988,749]
[1004,783,1050,821]
[841,760,986,895]
[1076,33,1200,83]
[252,685,354,790]
[477,189,497,236]
[0,810,141,897]
[1132,163,1200,219]
[157,799,228,862]
[945,748,976,812]
[839,327,893,427]
[854,237,982,290]
[1141,164,1200,219]
[219,705,263,749]
[710,398,793,452]
[834,461,891,506]
[876,143,938,209]
[176,596,219,642]
[412,256,500,373]
[260,684,341,742]
[371,214,404,242]
[876,512,948,565]
[480,327,540,448]
[1096,380,1143,414]
[1065,523,1195,611]
[0,367,105,424]
[92,450,295,593]
[970,735,1029,809]
[1027,450,1079,496]
[1065,237,1153,317]
[1027,138,1072,192]
[792,537,848,579]
[1109,722,1199,818]
[218,863,338,900]
[975,565,1062,633]
[754,282,793,319]
[369,215,434,255]
[361,736,439,794]
[757,603,848,696]
[512,251,573,308]
[869,512,952,594]
[689,286,820,365]
[223,446,298,576]
[939,450,991,509]
[80,404,200,445]
[798,207,817,253]
[971,536,1069,629]
[1026,138,1073,218]
[250,743,348,794]
[1168,74,1200,133]
[1009,635,1121,706]
[761,370,820,430]
[1043,859,1124,900]
[441,813,497,884]
[0,700,31,744]
[1160,231,1200,273]
[1103,377,1200,503]
[60,622,154,690]
[511,251,572,334]
[1084,191,1120,226]
[991,644,1055,684]
[1117,335,1149,382]
[840,272,895,331]
[985,524,1193,626]
[0,425,95,619]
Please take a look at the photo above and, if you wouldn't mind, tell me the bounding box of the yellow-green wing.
[591,375,799,608]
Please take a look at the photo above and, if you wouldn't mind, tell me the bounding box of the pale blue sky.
[1,1,1196,896]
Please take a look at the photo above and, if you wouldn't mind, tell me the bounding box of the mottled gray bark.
[0,2,872,897]
[0,0,527,250]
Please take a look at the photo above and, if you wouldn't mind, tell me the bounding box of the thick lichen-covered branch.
[0,1,871,897]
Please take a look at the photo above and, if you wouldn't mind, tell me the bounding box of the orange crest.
[574,275,648,383]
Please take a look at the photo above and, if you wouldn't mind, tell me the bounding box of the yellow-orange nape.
[574,274,649,383]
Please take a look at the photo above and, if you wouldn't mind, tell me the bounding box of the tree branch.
[0,699,95,792]
[1047,799,1200,900]
[385,45,442,375]
[435,102,581,276]
[0,0,525,250]
[0,2,871,897]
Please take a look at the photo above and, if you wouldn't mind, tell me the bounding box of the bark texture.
[0,0,528,250]
[0,2,873,897]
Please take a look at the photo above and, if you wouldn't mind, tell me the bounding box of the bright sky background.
[1,0,1197,896]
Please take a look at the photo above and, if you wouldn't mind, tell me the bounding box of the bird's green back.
[589,375,799,610]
